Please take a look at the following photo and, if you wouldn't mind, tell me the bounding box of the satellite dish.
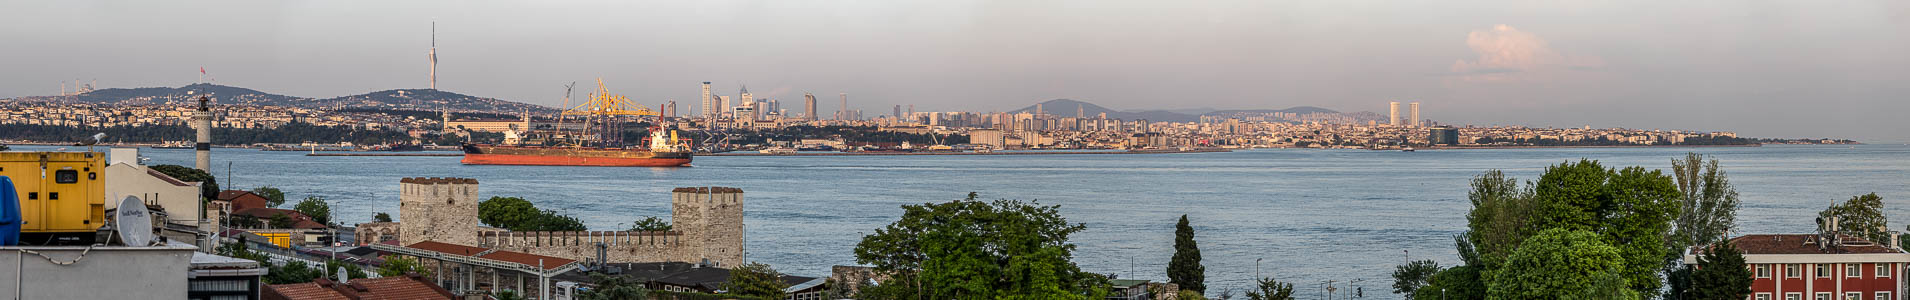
[336,266,350,284]
[115,196,154,246]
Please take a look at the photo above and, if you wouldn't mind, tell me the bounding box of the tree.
[327,260,369,280]
[267,213,296,229]
[1667,153,1740,258]
[1472,160,1680,296]
[1486,228,1634,300]
[1685,241,1752,300]
[265,260,326,284]
[373,212,393,223]
[294,196,331,225]
[1245,277,1296,300]
[853,192,1109,299]
[150,164,218,201]
[1392,259,1440,298]
[253,186,287,208]
[1463,170,1535,270]
[1819,193,1889,243]
[727,262,789,299]
[1178,291,1207,300]
[1169,215,1206,294]
[377,256,431,277]
[1414,266,1484,300]
[479,196,587,231]
[576,273,650,300]
[628,216,672,231]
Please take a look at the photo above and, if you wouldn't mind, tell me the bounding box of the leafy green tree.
[1246,277,1296,300]
[576,273,650,300]
[853,192,1109,299]
[265,261,326,284]
[628,216,672,231]
[1463,170,1535,270]
[1169,215,1206,294]
[1486,228,1633,300]
[1667,153,1740,260]
[1177,290,1206,300]
[1685,241,1753,300]
[373,212,393,223]
[377,256,431,277]
[479,196,588,231]
[1414,266,1484,300]
[491,290,525,300]
[327,260,369,279]
[268,213,296,229]
[1818,193,1889,243]
[294,196,331,225]
[1471,160,1680,295]
[1392,260,1440,298]
[727,262,788,299]
[150,164,218,201]
[252,186,287,208]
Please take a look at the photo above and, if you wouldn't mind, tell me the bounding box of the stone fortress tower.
[672,187,746,267]
[397,177,481,246]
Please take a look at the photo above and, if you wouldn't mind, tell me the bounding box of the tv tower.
[429,22,438,90]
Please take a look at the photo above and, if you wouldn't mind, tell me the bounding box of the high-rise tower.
[701,82,713,119]
[429,22,437,90]
[1409,102,1420,128]
[838,92,848,120]
[803,93,817,121]
[1390,101,1405,126]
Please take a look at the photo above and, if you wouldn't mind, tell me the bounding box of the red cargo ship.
[459,79,694,167]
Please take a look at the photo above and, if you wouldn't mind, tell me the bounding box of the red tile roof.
[219,190,270,211]
[1722,234,1903,255]
[232,207,328,229]
[264,275,455,300]
[145,168,195,187]
[404,241,577,271]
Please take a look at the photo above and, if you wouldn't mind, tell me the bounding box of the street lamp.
[1255,258,1263,280]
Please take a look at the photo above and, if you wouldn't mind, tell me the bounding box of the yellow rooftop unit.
[0,152,107,235]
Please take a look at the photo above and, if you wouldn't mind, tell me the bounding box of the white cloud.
[1449,25,1604,82]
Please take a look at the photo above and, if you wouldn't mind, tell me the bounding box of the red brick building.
[1687,234,1910,300]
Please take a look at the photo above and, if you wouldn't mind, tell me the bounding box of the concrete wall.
[0,242,196,299]
[105,148,206,231]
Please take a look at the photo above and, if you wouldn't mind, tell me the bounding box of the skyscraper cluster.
[1387,101,1422,127]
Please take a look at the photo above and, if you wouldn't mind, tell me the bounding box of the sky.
[2,1,1906,141]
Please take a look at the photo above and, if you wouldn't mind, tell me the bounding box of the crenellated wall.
[385,179,746,268]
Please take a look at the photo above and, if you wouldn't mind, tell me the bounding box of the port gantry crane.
[561,78,658,147]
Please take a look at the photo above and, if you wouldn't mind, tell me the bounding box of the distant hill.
[1006,99,1348,123]
[6,83,553,113]
[319,89,556,113]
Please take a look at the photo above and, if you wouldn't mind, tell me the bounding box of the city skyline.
[2,1,1906,141]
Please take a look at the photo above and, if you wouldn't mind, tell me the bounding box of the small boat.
[151,141,193,149]
[1402,147,1416,152]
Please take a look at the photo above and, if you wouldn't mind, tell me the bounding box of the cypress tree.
[1169,214,1206,293]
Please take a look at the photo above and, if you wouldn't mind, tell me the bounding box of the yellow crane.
[563,78,657,117]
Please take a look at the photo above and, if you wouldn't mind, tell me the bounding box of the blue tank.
[0,176,18,245]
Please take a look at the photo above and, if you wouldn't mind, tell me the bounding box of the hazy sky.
[4,1,1906,141]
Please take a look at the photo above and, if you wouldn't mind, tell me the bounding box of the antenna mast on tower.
[429,22,438,90]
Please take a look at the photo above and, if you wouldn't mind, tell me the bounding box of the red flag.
[200,67,206,74]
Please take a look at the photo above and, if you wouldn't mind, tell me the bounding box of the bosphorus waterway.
[18,144,1907,294]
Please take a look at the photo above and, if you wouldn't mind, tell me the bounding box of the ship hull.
[461,144,693,167]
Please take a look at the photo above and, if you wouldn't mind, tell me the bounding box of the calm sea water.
[13,144,1909,294]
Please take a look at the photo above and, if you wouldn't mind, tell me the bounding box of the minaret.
[194,95,213,172]
[429,22,438,90]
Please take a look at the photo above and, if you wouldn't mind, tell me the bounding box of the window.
[1848,264,1862,278]
[1845,292,1860,300]
[1880,264,1892,278]
[1878,292,1892,300]
[1817,264,1832,278]
[1755,294,1770,300]
[1788,264,1801,278]
[1786,292,1799,300]
[1815,292,1831,300]
[1758,265,1772,278]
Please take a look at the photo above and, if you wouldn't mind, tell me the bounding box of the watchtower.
[671,187,744,267]
[398,177,480,246]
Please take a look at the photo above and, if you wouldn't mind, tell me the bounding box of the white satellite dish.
[336,266,350,284]
[115,196,155,246]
